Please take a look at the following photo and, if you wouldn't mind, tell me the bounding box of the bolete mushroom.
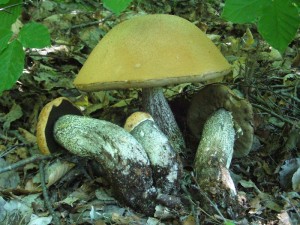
[73,14,231,153]
[193,108,236,194]
[36,98,157,215]
[187,84,254,158]
[188,84,253,214]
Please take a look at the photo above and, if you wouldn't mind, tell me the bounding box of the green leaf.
[0,0,10,4]
[18,22,51,48]
[293,0,300,5]
[0,40,25,95]
[0,28,12,52]
[257,0,300,53]
[224,221,236,225]
[0,0,22,29]
[222,0,271,23]
[2,103,23,132]
[102,0,133,15]
[239,179,257,188]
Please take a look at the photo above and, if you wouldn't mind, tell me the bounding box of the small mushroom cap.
[36,97,82,155]
[124,112,153,132]
[74,14,231,91]
[187,84,254,158]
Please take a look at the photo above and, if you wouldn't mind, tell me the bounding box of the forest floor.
[0,1,299,225]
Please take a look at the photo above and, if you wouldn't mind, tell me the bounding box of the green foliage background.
[0,0,299,95]
[0,0,50,95]
[103,0,133,15]
[222,0,300,53]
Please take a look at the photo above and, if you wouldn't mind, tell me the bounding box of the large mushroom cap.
[74,14,231,91]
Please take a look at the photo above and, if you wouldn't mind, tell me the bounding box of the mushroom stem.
[53,115,157,215]
[124,112,182,195]
[194,108,237,196]
[142,87,186,153]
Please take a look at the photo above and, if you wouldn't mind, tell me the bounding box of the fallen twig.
[39,160,61,225]
[181,183,200,225]
[68,12,114,30]
[252,103,299,128]
[0,154,54,174]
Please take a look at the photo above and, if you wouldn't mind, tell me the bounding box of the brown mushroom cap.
[74,14,231,91]
[36,97,83,155]
[187,84,254,158]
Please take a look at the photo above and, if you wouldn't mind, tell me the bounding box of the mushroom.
[188,84,253,214]
[193,108,236,195]
[124,112,182,195]
[73,14,231,153]
[36,98,157,215]
[187,84,254,158]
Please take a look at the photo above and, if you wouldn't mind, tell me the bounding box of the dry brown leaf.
[46,160,75,187]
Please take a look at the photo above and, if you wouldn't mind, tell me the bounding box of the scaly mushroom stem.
[53,115,157,215]
[195,108,237,197]
[142,87,186,153]
[124,112,182,195]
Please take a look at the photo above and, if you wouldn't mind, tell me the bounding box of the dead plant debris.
[0,0,299,224]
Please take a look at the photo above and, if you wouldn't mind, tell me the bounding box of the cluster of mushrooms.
[36,14,254,216]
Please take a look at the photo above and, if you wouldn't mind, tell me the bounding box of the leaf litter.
[0,0,299,224]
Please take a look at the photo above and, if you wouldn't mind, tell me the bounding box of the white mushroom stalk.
[142,87,186,154]
[124,111,182,195]
[194,109,237,196]
[53,115,157,215]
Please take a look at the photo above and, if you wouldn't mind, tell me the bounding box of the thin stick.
[0,2,24,13]
[252,103,299,128]
[0,154,54,174]
[39,161,61,225]
[69,12,114,30]
[191,174,226,223]
[181,184,200,225]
